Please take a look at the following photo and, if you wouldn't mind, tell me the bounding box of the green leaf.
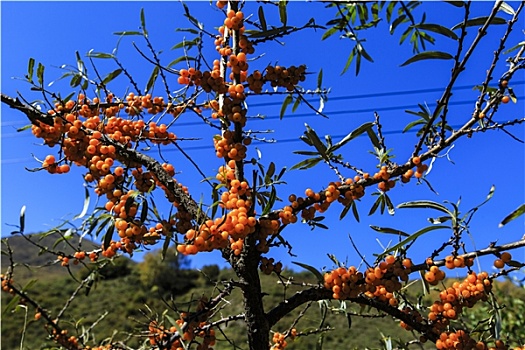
[384,193,395,215]
[70,74,82,88]
[331,122,374,152]
[444,1,464,7]
[140,199,149,223]
[265,162,276,184]
[340,203,351,220]
[86,51,114,59]
[397,200,452,216]
[369,226,409,237]
[317,69,323,90]
[390,14,407,34]
[503,41,525,54]
[341,46,357,75]
[357,43,374,62]
[140,8,148,36]
[36,63,45,86]
[102,69,122,85]
[74,187,90,220]
[322,26,339,41]
[290,157,322,171]
[279,0,287,26]
[366,128,381,150]
[351,201,360,222]
[145,66,159,94]
[412,23,459,40]
[368,195,383,216]
[103,222,115,250]
[280,94,293,120]
[377,225,448,258]
[451,16,507,31]
[113,31,142,36]
[261,187,277,216]
[258,6,267,31]
[27,58,35,82]
[305,124,328,159]
[292,261,324,283]
[16,124,32,133]
[167,56,196,68]
[20,205,26,233]
[499,204,525,227]
[162,235,171,261]
[293,151,319,156]
[292,95,301,112]
[400,51,453,67]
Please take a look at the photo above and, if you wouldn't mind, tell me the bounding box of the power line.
[2,80,523,128]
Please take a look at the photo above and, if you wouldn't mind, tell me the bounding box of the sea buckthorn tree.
[2,1,525,350]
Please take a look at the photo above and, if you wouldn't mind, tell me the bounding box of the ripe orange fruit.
[501,95,510,104]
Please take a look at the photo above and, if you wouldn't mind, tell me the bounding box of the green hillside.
[2,235,524,349]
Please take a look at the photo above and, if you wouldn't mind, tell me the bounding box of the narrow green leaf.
[331,122,374,152]
[279,0,287,26]
[370,225,409,237]
[366,128,381,150]
[378,225,448,258]
[322,26,339,41]
[167,56,196,68]
[305,124,328,159]
[357,44,374,62]
[340,203,351,220]
[17,124,32,132]
[290,157,322,171]
[386,2,396,23]
[292,95,301,112]
[74,187,90,220]
[293,151,319,156]
[413,23,458,40]
[103,222,115,250]
[140,199,149,223]
[397,200,452,215]
[292,261,324,283]
[390,14,407,34]
[451,16,507,31]
[102,69,122,85]
[341,46,356,75]
[265,162,276,184]
[503,41,525,54]
[27,58,35,82]
[351,201,360,222]
[262,187,277,216]
[211,187,219,218]
[140,8,148,36]
[162,236,171,261]
[258,6,267,31]
[86,51,114,59]
[444,1,464,7]
[113,31,142,36]
[94,217,111,238]
[36,63,45,86]
[70,74,81,88]
[317,69,323,90]
[499,204,525,227]
[368,195,382,216]
[280,94,293,120]
[3,294,21,315]
[384,193,395,215]
[400,51,453,67]
[145,66,159,94]
[20,205,26,233]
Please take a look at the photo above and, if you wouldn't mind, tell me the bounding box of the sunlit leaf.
[370,225,409,237]
[113,31,142,36]
[412,23,458,40]
[397,200,452,216]
[140,8,148,36]
[27,58,35,82]
[74,187,90,220]
[290,157,322,170]
[280,94,293,120]
[400,51,453,67]
[279,0,287,26]
[145,66,159,94]
[102,69,122,85]
[19,205,26,233]
[499,2,515,15]
[378,225,448,258]
[36,63,45,86]
[292,261,324,283]
[331,122,374,152]
[499,204,525,227]
[451,16,507,30]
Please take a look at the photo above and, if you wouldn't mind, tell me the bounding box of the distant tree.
[138,247,198,294]
[2,1,525,350]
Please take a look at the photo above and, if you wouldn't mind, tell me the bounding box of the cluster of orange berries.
[49,327,80,350]
[125,93,165,115]
[428,272,492,333]
[227,52,249,76]
[373,165,396,192]
[259,257,283,275]
[424,261,446,285]
[401,156,428,183]
[42,154,70,174]
[213,131,248,161]
[272,332,288,350]
[444,255,474,269]
[255,218,281,253]
[324,256,412,301]
[493,251,512,269]
[1,275,14,295]
[435,331,516,350]
[279,205,298,225]
[199,62,229,94]
[223,9,244,31]
[264,65,307,91]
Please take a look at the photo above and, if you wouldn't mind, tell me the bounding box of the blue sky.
[1,1,524,273]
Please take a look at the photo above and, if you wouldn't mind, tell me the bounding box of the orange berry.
[501,95,510,103]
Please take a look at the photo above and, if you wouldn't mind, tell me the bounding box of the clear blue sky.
[1,2,524,272]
